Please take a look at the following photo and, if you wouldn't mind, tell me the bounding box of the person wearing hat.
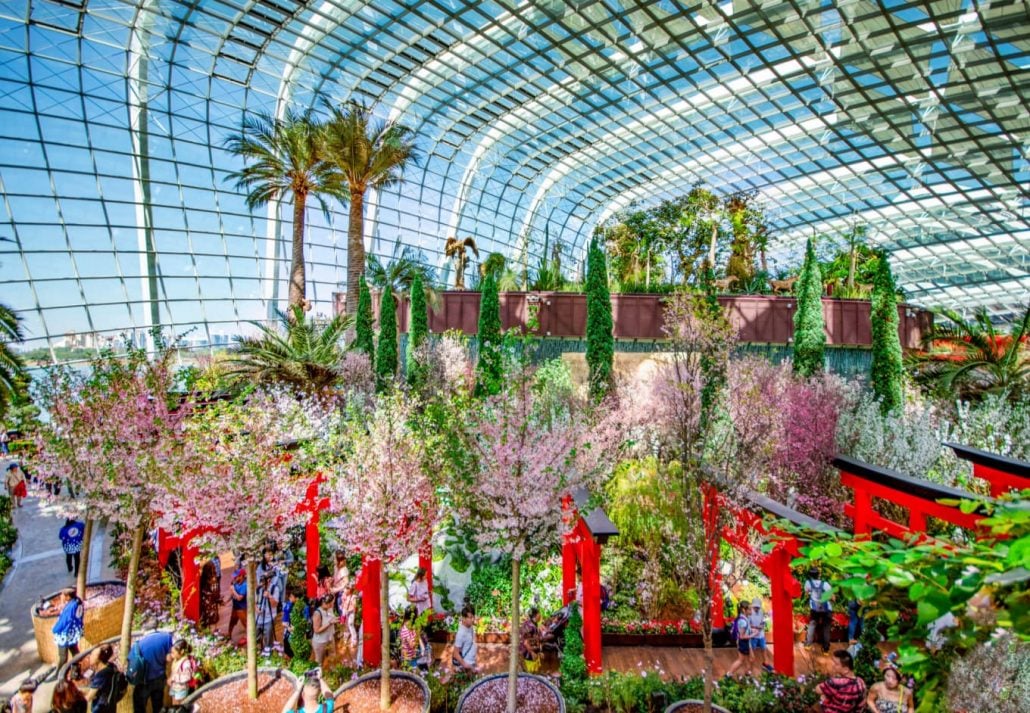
[747,597,772,671]
[5,462,27,508]
[866,662,913,712]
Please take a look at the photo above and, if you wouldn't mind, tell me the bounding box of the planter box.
[333,670,430,713]
[456,673,564,713]
[32,580,126,664]
[340,291,932,349]
[183,668,300,713]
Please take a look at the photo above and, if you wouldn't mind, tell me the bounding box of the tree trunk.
[507,557,521,713]
[708,224,718,270]
[246,560,258,699]
[75,518,93,600]
[380,563,391,711]
[288,192,307,310]
[346,190,366,320]
[117,524,144,667]
[847,245,857,292]
[702,618,714,712]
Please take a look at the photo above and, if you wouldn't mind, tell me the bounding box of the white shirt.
[408,579,430,614]
[454,624,477,666]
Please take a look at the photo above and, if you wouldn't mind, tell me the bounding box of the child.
[10,680,35,713]
[283,588,298,661]
[725,603,753,679]
[167,639,197,705]
[399,608,419,670]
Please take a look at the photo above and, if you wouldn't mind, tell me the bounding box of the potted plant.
[182,667,300,712]
[456,673,564,713]
[333,670,430,713]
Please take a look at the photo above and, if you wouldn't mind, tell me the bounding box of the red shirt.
[819,675,867,713]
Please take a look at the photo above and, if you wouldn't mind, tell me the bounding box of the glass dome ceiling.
[0,0,1026,355]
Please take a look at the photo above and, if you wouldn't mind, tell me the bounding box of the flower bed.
[334,670,429,713]
[456,673,564,713]
[183,669,299,713]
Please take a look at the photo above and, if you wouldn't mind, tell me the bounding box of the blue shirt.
[60,521,85,554]
[137,631,173,682]
[282,600,294,632]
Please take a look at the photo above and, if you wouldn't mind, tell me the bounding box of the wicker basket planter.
[333,670,430,713]
[31,580,126,664]
[456,673,564,713]
[182,668,300,713]
[665,701,731,713]
[58,634,142,713]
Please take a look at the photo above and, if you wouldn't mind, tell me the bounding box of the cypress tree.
[871,254,903,414]
[792,238,826,377]
[559,603,587,706]
[475,271,503,396]
[376,287,398,388]
[406,271,429,386]
[585,237,614,400]
[354,276,375,365]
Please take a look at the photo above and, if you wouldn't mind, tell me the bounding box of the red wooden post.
[360,557,382,667]
[852,487,872,536]
[305,513,320,599]
[768,545,795,676]
[580,525,603,675]
[418,542,433,609]
[703,486,726,629]
[180,534,201,623]
[908,509,927,532]
[562,535,577,606]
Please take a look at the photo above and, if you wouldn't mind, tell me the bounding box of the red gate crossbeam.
[945,442,1030,498]
[834,456,988,539]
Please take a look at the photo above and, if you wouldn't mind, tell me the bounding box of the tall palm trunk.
[117,523,144,667]
[75,518,93,599]
[380,564,391,710]
[246,560,258,699]
[346,190,366,319]
[507,556,521,713]
[289,192,308,310]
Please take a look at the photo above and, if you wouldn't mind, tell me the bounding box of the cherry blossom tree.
[34,341,190,665]
[325,390,437,711]
[157,390,314,699]
[449,366,623,713]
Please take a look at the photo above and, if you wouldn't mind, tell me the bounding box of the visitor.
[748,597,772,671]
[10,680,35,713]
[59,518,85,578]
[311,595,336,667]
[805,567,833,654]
[256,564,282,654]
[399,607,420,670]
[817,650,867,713]
[407,566,431,616]
[132,629,172,713]
[49,677,88,713]
[451,606,478,674]
[282,588,299,661]
[225,567,247,643]
[84,644,118,713]
[43,588,83,670]
[866,662,913,713]
[284,671,334,713]
[519,607,543,672]
[337,574,357,648]
[6,462,27,508]
[315,565,333,600]
[166,639,198,706]
[848,598,864,643]
[725,602,753,678]
[199,557,221,627]
[0,428,9,455]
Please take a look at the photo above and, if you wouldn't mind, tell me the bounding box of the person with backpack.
[725,602,753,678]
[805,567,834,654]
[166,639,198,706]
[84,645,124,713]
[748,597,773,671]
[129,630,172,713]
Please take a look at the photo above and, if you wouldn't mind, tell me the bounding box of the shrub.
[474,272,503,396]
[792,237,825,377]
[288,599,313,664]
[406,271,429,387]
[870,255,903,414]
[585,237,614,400]
[375,286,398,388]
[560,603,587,709]
[947,630,1030,713]
[354,276,375,363]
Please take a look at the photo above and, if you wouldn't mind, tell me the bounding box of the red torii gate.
[946,442,1030,497]
[561,489,619,675]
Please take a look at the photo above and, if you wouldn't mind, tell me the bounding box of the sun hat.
[752,598,762,608]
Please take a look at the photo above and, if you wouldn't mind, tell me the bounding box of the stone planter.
[333,670,430,712]
[31,580,126,664]
[182,668,300,713]
[456,673,565,713]
[665,701,731,713]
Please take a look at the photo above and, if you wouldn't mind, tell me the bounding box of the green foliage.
[585,238,614,400]
[406,271,429,386]
[0,494,15,582]
[463,557,563,623]
[791,492,1030,712]
[289,598,313,664]
[475,272,503,396]
[792,238,825,377]
[560,603,588,708]
[375,286,398,388]
[870,255,904,414]
[425,669,474,713]
[354,275,376,363]
[0,303,27,421]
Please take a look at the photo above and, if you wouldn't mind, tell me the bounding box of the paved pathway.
[0,487,117,711]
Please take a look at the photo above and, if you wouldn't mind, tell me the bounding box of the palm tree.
[365,247,438,305]
[225,306,354,393]
[0,304,26,418]
[910,305,1029,401]
[224,109,343,310]
[445,236,479,289]
[321,101,420,318]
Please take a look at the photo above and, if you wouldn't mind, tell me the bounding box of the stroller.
[541,605,571,656]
